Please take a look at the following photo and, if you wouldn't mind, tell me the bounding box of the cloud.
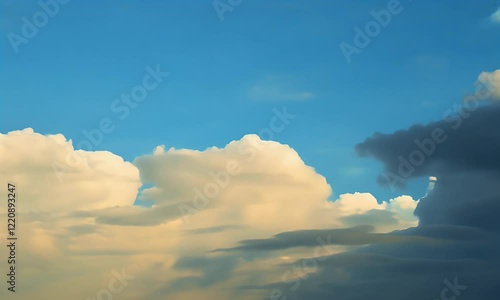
[489,8,500,24]
[477,69,500,100]
[0,128,421,299]
[0,128,144,299]
[339,209,399,228]
[5,72,500,299]
[264,222,500,300]
[0,128,141,213]
[213,102,500,300]
[93,135,416,233]
[356,104,500,230]
[215,225,438,252]
[248,76,314,101]
[261,103,500,300]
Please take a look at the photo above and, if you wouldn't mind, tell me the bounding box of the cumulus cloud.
[92,134,416,233]
[0,128,143,299]
[3,76,498,300]
[187,102,500,300]
[0,128,141,214]
[0,128,419,299]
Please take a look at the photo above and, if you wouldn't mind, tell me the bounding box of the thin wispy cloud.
[248,76,315,101]
[489,7,500,24]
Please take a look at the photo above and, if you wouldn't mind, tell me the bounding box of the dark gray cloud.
[356,104,500,181]
[356,104,500,230]
[266,251,499,300]
[215,225,439,252]
[240,104,500,299]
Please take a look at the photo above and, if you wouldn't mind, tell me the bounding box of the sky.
[1,0,500,299]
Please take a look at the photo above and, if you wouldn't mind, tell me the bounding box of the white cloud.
[153,145,165,155]
[0,128,141,213]
[489,8,500,24]
[0,129,419,299]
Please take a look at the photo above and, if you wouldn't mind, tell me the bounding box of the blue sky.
[2,0,500,201]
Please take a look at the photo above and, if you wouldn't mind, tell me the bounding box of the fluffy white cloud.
[0,128,142,299]
[0,128,141,214]
[0,129,419,300]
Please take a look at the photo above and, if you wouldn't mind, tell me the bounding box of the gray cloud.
[356,104,500,230]
[246,104,500,299]
[215,225,439,252]
[152,255,241,297]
